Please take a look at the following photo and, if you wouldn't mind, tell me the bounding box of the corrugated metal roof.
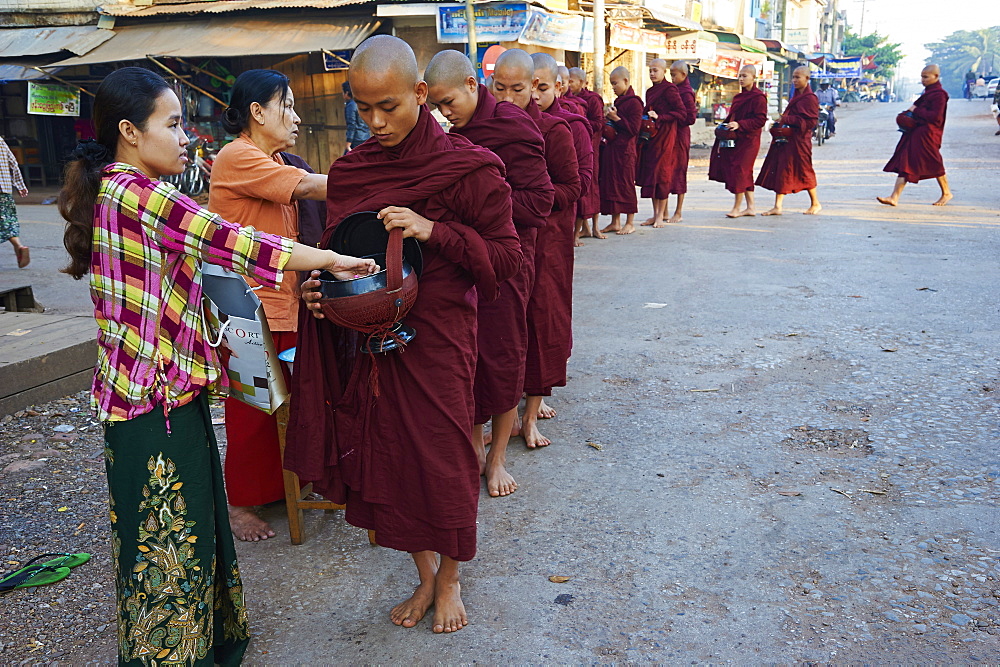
[46,14,380,66]
[99,0,369,17]
[0,63,66,82]
[0,26,114,57]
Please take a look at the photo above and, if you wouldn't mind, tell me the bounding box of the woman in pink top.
[56,67,375,665]
[208,70,330,542]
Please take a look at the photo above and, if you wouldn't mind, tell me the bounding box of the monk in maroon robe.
[708,65,768,217]
[757,66,823,215]
[636,59,686,229]
[666,61,697,224]
[557,67,587,117]
[599,66,643,234]
[290,36,521,634]
[534,54,594,249]
[567,66,604,240]
[425,49,554,498]
[878,64,952,206]
[493,49,581,449]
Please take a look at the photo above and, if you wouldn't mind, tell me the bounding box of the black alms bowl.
[316,252,415,299]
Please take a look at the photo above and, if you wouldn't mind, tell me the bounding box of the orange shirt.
[209,135,306,331]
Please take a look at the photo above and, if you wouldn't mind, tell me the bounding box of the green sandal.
[0,552,91,593]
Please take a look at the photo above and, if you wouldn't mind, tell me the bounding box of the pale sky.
[848,0,1000,76]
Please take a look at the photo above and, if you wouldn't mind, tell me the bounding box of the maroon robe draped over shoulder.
[546,98,594,218]
[669,79,697,195]
[453,86,554,424]
[572,88,605,218]
[884,81,948,183]
[636,80,685,199]
[524,99,580,396]
[756,87,818,194]
[599,86,643,214]
[708,86,768,194]
[286,107,521,561]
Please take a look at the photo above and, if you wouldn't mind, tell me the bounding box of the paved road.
[5,98,1000,661]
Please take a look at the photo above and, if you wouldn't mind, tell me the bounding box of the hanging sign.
[437,3,529,44]
[27,82,80,116]
[661,33,717,60]
[698,52,742,79]
[518,9,593,52]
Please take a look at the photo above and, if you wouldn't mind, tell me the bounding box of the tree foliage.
[925,27,1000,97]
[841,30,903,81]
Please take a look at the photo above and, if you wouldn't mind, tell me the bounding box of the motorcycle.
[814,105,832,146]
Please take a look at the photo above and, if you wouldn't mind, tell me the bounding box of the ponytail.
[57,67,169,279]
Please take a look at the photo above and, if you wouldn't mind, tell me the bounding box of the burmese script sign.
[27,82,80,116]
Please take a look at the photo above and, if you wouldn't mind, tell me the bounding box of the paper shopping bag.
[202,264,288,414]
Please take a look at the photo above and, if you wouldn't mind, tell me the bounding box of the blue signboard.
[437,3,529,44]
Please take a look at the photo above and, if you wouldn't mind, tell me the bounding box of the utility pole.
[465,0,478,66]
[593,0,605,97]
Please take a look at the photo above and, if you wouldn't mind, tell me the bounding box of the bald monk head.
[670,61,689,85]
[556,65,571,97]
[921,64,941,87]
[531,52,559,112]
[567,66,587,94]
[424,49,479,129]
[609,65,631,97]
[792,65,811,92]
[649,58,668,84]
[738,64,757,91]
[492,48,537,110]
[349,35,427,147]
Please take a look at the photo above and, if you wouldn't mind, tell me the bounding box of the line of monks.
[283,35,952,635]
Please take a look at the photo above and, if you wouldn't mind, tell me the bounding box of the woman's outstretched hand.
[327,251,380,280]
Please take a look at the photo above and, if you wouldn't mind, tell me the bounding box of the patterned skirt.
[103,393,250,666]
[0,192,18,243]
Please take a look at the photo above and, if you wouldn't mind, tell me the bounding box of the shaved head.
[650,59,667,70]
[493,48,538,110]
[793,65,810,78]
[348,34,426,147]
[921,63,940,87]
[425,49,479,129]
[531,52,559,112]
[556,65,570,96]
[424,49,477,89]
[567,66,587,93]
[649,58,667,84]
[531,52,559,82]
[737,64,757,90]
[350,34,419,88]
[740,64,757,76]
[669,60,688,85]
[791,65,810,91]
[610,66,630,96]
[923,63,940,76]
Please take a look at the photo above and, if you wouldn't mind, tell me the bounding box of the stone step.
[0,312,96,417]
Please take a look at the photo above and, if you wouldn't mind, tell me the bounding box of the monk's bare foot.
[761,207,782,216]
[574,238,585,247]
[803,205,822,215]
[667,214,682,224]
[738,208,756,217]
[643,216,655,225]
[486,460,517,497]
[391,581,435,628]
[651,219,666,228]
[725,207,741,218]
[601,222,622,232]
[229,506,275,542]
[932,193,953,206]
[432,575,467,633]
[593,229,607,239]
[617,222,636,235]
[538,400,556,419]
[876,196,897,207]
[523,419,551,449]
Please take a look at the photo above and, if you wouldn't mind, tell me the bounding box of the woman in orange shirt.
[209,69,329,541]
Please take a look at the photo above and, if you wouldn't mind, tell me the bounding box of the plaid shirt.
[91,163,293,423]
[0,137,26,195]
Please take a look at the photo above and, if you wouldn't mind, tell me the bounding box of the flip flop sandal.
[12,552,91,571]
[0,565,72,593]
[15,246,29,268]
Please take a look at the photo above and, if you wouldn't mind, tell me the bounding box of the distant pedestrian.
[342,81,370,152]
[56,66,374,665]
[992,84,1000,136]
[0,136,29,268]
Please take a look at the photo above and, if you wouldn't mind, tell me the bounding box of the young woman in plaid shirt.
[57,67,375,665]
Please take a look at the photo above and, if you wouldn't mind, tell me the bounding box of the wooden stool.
[275,402,376,546]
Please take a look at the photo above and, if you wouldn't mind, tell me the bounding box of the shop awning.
[0,26,114,58]
[641,2,702,31]
[46,15,381,68]
[99,0,368,17]
[708,30,767,54]
[0,62,65,82]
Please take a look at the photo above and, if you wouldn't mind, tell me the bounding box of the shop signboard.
[825,57,862,78]
[661,32,716,60]
[437,3,528,44]
[518,9,593,52]
[698,52,742,79]
[27,82,80,116]
[784,28,809,48]
[610,23,664,50]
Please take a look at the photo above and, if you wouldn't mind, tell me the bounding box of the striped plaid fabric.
[0,138,26,194]
[90,163,293,423]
